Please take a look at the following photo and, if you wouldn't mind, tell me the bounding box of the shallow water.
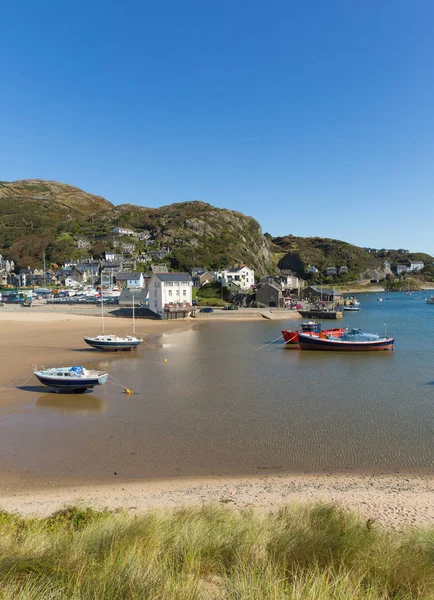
[1,291,434,481]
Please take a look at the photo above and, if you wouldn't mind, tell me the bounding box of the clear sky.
[2,1,434,252]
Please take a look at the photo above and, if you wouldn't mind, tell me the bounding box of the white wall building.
[215,266,255,290]
[148,273,193,317]
[112,227,135,236]
[409,261,424,271]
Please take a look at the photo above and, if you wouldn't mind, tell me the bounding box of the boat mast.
[132,293,135,335]
[101,283,104,335]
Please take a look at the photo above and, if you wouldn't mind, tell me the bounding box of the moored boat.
[425,296,434,304]
[298,328,394,351]
[342,305,361,311]
[84,289,142,351]
[282,322,345,345]
[84,334,142,350]
[33,366,108,392]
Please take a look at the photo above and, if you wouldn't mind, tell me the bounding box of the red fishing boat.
[282,322,345,345]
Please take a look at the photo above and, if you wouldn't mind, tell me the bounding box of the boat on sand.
[34,366,108,392]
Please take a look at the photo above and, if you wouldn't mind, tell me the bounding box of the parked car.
[199,307,214,313]
[224,305,239,310]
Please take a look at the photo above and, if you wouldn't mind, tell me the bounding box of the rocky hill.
[0,180,113,215]
[1,179,432,280]
[0,180,273,275]
[271,235,386,281]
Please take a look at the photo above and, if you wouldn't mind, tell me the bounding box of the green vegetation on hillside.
[0,503,432,599]
[1,179,433,282]
[272,235,385,281]
[0,182,273,275]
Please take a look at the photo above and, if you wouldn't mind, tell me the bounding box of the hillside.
[0,180,273,275]
[271,235,387,281]
[1,179,432,280]
[0,180,113,215]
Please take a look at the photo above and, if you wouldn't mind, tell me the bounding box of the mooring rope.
[254,334,285,351]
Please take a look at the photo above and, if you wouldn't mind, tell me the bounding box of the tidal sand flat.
[0,294,434,526]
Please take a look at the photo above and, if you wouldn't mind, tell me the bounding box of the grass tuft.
[0,502,432,598]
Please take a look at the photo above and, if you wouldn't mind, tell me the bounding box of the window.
[168,290,172,296]
[183,289,186,296]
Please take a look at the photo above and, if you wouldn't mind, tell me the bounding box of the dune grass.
[0,502,432,599]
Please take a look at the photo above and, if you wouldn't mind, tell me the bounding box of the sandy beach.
[0,308,433,527]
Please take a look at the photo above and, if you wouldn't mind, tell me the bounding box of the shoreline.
[1,473,433,527]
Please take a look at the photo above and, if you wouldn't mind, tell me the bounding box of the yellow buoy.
[125,388,132,395]
[163,358,168,363]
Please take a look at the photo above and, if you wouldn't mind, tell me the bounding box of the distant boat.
[84,290,142,351]
[281,322,345,345]
[425,296,434,304]
[34,366,108,393]
[377,297,383,302]
[298,328,394,351]
[342,305,361,311]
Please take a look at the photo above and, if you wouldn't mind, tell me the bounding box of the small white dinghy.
[34,366,108,393]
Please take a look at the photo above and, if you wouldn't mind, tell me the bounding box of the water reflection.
[36,393,105,414]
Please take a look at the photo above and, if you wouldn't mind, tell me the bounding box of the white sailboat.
[84,290,143,351]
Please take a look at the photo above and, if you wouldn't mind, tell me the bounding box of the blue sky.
[2,1,434,252]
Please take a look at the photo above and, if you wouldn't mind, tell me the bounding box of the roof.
[115,272,143,281]
[258,281,282,292]
[154,273,191,282]
[307,286,339,296]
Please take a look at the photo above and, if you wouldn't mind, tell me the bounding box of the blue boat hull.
[298,335,394,351]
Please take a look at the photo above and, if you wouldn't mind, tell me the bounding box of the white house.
[148,273,193,317]
[396,265,408,275]
[306,265,319,274]
[325,267,337,275]
[112,227,135,236]
[409,261,424,271]
[215,266,255,290]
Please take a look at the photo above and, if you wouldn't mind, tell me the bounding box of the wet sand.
[0,310,433,526]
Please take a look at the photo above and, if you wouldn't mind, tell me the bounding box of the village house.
[148,247,171,260]
[137,230,151,241]
[325,267,337,276]
[255,281,284,308]
[62,270,84,287]
[191,268,214,287]
[304,286,342,303]
[215,265,255,291]
[115,272,145,289]
[306,265,319,274]
[339,266,349,274]
[148,273,193,318]
[151,264,169,274]
[137,253,151,263]
[76,239,91,249]
[409,261,424,271]
[105,252,123,263]
[121,242,137,254]
[396,265,409,275]
[277,270,300,291]
[112,227,136,236]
